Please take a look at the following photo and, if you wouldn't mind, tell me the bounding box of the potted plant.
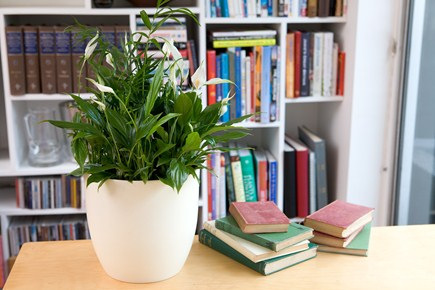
[47,1,250,284]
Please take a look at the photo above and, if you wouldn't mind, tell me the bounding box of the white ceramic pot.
[85,175,199,283]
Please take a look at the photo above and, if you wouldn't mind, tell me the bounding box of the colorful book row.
[5,25,130,96]
[207,146,277,220]
[207,45,280,123]
[8,215,89,257]
[206,0,347,18]
[284,126,328,218]
[15,175,83,210]
[286,31,345,98]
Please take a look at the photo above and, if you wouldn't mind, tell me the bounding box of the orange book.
[337,51,346,96]
[286,33,295,98]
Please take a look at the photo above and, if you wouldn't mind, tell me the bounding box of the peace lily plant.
[48,2,250,191]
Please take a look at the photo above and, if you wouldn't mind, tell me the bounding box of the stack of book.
[284,126,328,219]
[5,25,129,95]
[286,30,345,98]
[207,29,280,123]
[206,0,347,18]
[304,200,374,256]
[207,145,277,220]
[200,201,317,275]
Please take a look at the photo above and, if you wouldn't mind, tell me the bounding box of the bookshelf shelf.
[285,96,344,103]
[204,17,346,25]
[9,93,92,101]
[239,122,281,128]
[16,161,78,176]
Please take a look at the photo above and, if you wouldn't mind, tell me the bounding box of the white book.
[248,0,257,17]
[228,0,236,17]
[213,152,221,219]
[219,154,227,218]
[245,55,251,116]
[206,0,211,18]
[240,49,246,116]
[284,0,290,16]
[309,150,317,214]
[291,0,299,17]
[237,0,244,17]
[312,32,323,96]
[322,32,334,97]
[256,0,262,17]
[331,43,339,97]
[203,220,310,263]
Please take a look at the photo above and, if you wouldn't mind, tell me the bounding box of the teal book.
[199,229,317,275]
[215,215,313,251]
[238,149,257,202]
[318,222,372,256]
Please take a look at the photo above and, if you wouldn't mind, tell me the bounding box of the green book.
[224,152,236,203]
[199,229,317,275]
[215,216,313,251]
[238,149,257,202]
[318,222,372,256]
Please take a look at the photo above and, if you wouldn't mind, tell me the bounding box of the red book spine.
[337,51,346,96]
[294,31,302,98]
[258,160,268,202]
[296,149,309,217]
[15,178,20,208]
[186,41,195,76]
[206,50,217,105]
[207,155,213,221]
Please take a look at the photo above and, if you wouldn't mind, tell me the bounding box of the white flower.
[162,38,186,80]
[90,97,106,110]
[219,95,232,116]
[87,78,115,94]
[169,64,177,87]
[105,53,114,68]
[191,60,206,90]
[84,32,99,60]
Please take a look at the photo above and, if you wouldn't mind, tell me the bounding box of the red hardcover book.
[294,31,302,98]
[310,225,364,248]
[337,51,346,96]
[304,200,374,238]
[206,50,217,105]
[229,201,290,233]
[253,150,268,202]
[186,40,195,76]
[285,135,309,218]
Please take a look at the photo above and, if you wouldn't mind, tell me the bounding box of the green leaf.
[70,94,104,127]
[72,138,88,169]
[140,10,152,30]
[167,159,188,192]
[174,92,193,125]
[212,131,250,143]
[147,113,180,139]
[182,132,201,154]
[47,120,104,137]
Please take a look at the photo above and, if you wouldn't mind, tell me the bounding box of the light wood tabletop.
[4,225,435,290]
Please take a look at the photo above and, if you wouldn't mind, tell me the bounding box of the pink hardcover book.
[229,201,290,234]
[304,200,374,238]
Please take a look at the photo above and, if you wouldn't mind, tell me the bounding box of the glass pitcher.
[24,108,63,167]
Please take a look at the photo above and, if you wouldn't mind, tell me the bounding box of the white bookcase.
[0,0,358,267]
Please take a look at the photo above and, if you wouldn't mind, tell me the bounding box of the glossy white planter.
[85,175,199,283]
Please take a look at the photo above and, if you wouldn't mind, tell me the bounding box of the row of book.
[8,215,89,257]
[284,126,328,218]
[206,0,347,18]
[207,146,277,220]
[207,30,280,123]
[200,202,317,275]
[135,16,199,86]
[5,25,129,96]
[286,31,345,98]
[15,175,83,210]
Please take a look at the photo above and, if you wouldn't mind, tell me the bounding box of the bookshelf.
[0,0,357,271]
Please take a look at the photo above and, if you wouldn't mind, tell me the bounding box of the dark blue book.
[300,32,310,96]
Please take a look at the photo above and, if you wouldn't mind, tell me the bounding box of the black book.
[283,142,297,218]
[300,32,310,96]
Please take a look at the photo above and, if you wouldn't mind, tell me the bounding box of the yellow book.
[213,38,276,48]
[71,178,76,208]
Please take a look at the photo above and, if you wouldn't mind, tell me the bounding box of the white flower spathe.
[105,53,115,68]
[191,60,206,90]
[87,78,115,94]
[90,97,106,110]
[84,32,99,60]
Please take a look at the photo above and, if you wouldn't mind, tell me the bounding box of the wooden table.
[4,225,435,289]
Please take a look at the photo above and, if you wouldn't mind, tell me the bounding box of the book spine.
[283,148,297,217]
[6,26,26,95]
[318,0,330,17]
[260,46,271,123]
[312,32,323,96]
[186,40,195,76]
[294,31,302,97]
[215,0,222,17]
[257,159,268,202]
[216,54,223,104]
[331,43,339,96]
[286,33,295,98]
[269,157,277,204]
[230,154,246,202]
[207,50,217,105]
[322,32,333,97]
[213,38,276,49]
[235,47,242,118]
[220,53,230,122]
[219,154,227,218]
[55,27,72,94]
[240,151,258,202]
[307,0,317,16]
[337,51,345,95]
[299,0,307,16]
[39,26,57,93]
[245,55,251,117]
[300,32,310,97]
[207,155,213,220]
[240,49,247,116]
[335,0,343,16]
[270,45,279,122]
[254,46,262,122]
[222,0,230,17]
[296,149,309,217]
[71,31,87,93]
[23,26,41,93]
[224,152,236,203]
[249,51,255,120]
[199,229,266,275]
[214,219,276,250]
[228,47,236,120]
[308,151,317,213]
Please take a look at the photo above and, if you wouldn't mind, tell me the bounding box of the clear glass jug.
[24,108,63,166]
